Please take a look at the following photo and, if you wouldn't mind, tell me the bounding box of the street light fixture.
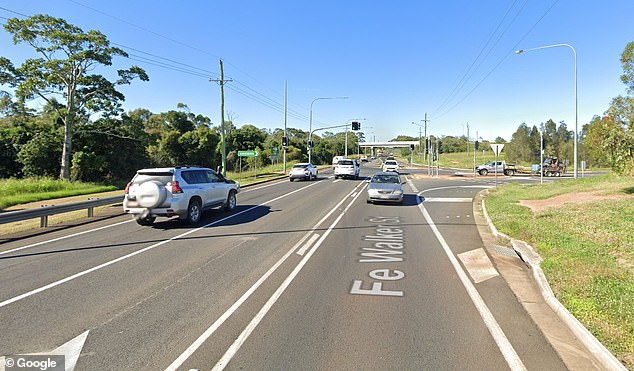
[515,43,578,178]
[308,96,348,163]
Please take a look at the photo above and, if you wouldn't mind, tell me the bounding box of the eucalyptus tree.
[0,15,148,180]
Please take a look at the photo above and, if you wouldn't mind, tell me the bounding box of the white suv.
[382,160,399,173]
[123,167,240,226]
[334,159,360,179]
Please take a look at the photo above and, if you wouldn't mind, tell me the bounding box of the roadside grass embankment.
[484,174,634,368]
[0,163,297,235]
[0,178,118,210]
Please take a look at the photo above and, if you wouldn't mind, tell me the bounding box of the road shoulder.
[472,190,612,370]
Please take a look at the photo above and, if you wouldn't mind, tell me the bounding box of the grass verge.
[0,178,118,210]
[484,174,634,368]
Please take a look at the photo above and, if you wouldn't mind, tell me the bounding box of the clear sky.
[1,0,632,142]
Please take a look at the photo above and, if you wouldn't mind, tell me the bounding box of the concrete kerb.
[479,189,627,371]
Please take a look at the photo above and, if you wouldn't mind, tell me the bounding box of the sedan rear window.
[338,160,354,165]
[372,175,400,183]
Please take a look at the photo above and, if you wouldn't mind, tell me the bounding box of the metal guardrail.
[0,195,123,227]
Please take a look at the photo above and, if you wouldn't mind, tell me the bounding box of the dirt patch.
[519,191,633,213]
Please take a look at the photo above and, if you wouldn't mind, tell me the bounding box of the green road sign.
[237,150,258,157]
[271,147,279,156]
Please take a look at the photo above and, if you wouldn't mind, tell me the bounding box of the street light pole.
[308,96,348,164]
[515,44,578,178]
[345,118,366,157]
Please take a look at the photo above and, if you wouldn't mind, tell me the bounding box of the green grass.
[485,175,634,367]
[228,161,299,185]
[0,178,118,210]
[409,150,503,170]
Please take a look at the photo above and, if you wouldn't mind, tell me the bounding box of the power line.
[434,0,560,120]
[65,0,213,57]
[2,2,331,128]
[0,6,29,18]
[432,0,526,117]
[113,42,220,79]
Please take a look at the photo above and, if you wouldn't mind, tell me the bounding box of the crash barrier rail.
[0,196,123,228]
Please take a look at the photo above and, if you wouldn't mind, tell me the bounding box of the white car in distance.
[382,159,399,173]
[289,163,318,181]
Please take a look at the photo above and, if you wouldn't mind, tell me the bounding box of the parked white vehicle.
[123,166,239,226]
[334,159,360,179]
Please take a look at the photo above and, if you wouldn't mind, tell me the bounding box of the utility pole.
[211,59,232,176]
[283,80,288,174]
[473,130,477,176]
[466,122,470,157]
[422,113,430,161]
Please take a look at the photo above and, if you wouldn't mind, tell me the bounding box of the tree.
[18,130,63,177]
[621,41,634,94]
[584,41,634,175]
[0,15,148,180]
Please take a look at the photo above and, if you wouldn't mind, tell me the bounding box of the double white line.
[166,181,366,370]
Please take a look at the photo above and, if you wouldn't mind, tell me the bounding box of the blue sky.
[1,0,632,142]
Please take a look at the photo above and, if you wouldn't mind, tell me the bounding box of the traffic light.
[351,121,360,130]
[410,144,415,150]
[282,136,288,147]
[308,140,314,148]
[474,141,479,150]
[437,140,442,154]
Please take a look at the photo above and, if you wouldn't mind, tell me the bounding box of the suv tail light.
[124,182,132,194]
[171,181,183,194]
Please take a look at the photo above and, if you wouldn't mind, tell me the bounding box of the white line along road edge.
[417,194,527,371]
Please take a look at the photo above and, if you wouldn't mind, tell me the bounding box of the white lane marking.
[211,180,364,370]
[296,233,319,256]
[408,179,419,193]
[458,248,500,283]
[0,181,322,309]
[0,220,133,256]
[165,182,366,371]
[424,197,472,202]
[417,196,526,371]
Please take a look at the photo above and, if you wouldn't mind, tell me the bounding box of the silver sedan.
[366,172,405,204]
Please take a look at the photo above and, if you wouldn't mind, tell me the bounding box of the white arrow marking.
[15,331,89,371]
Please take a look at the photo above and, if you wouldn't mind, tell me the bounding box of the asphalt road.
[0,161,587,370]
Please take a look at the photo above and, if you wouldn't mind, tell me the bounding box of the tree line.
[1,15,633,183]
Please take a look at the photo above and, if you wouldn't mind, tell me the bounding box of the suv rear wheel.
[185,199,202,224]
[135,215,156,226]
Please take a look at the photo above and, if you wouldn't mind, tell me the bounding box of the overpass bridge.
[359,141,419,156]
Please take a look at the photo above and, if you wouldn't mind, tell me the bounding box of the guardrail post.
[40,215,48,228]
[87,198,95,217]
